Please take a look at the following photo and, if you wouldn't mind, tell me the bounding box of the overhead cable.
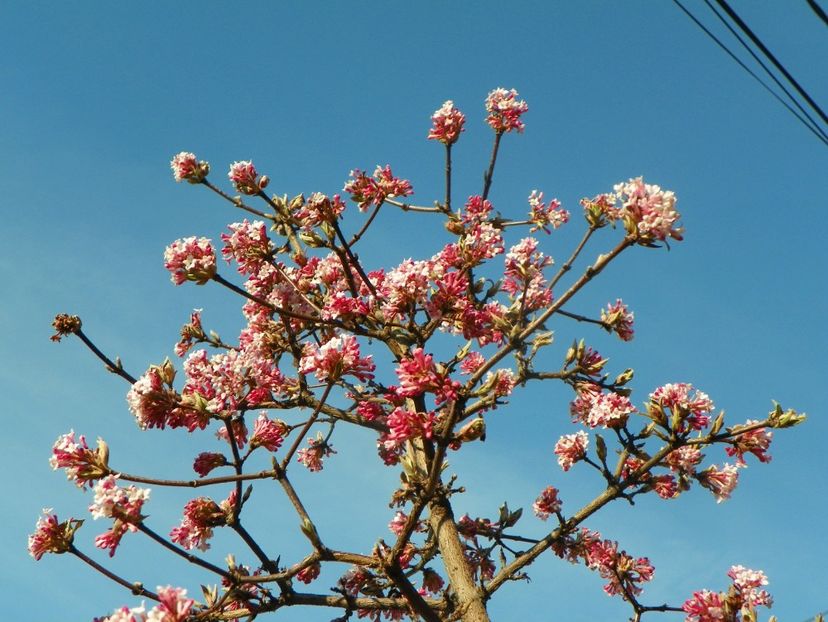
[671,0,828,146]
[714,0,828,127]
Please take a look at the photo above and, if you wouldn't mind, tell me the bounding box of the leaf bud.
[595,434,607,463]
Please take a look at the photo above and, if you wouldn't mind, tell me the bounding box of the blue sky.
[2,2,826,620]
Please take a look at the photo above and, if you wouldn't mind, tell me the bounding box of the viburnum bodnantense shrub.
[34,88,807,622]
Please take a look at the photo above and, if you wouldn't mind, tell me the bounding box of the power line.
[714,0,828,127]
[806,0,828,29]
[671,0,828,146]
[702,0,828,142]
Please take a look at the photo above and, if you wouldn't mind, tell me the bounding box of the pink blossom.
[614,177,683,242]
[461,195,493,224]
[726,421,772,466]
[249,413,287,452]
[169,496,227,551]
[698,463,739,503]
[652,474,679,499]
[728,565,773,608]
[554,431,589,471]
[182,348,265,417]
[215,418,248,449]
[174,309,204,358]
[583,537,655,597]
[428,100,466,145]
[221,220,273,275]
[650,383,714,432]
[379,258,436,320]
[100,604,148,622]
[343,165,413,211]
[294,192,346,229]
[385,406,437,445]
[396,348,460,403]
[485,87,528,133]
[296,562,321,584]
[228,160,268,195]
[527,190,569,233]
[126,367,180,430]
[581,193,622,227]
[502,237,553,312]
[457,221,504,265]
[482,369,516,401]
[170,152,208,184]
[388,510,409,536]
[89,476,150,556]
[28,510,81,560]
[356,400,385,421]
[460,352,486,375]
[147,586,194,622]
[665,445,703,476]
[533,486,562,520]
[682,589,726,622]
[299,334,375,382]
[601,299,635,341]
[50,430,108,489]
[163,237,217,285]
[574,391,636,429]
[297,433,336,472]
[192,452,226,477]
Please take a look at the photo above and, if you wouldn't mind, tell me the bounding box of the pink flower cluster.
[428,100,466,145]
[50,430,108,489]
[192,451,227,477]
[485,87,529,133]
[532,486,562,520]
[101,586,194,622]
[163,237,217,285]
[553,529,654,598]
[249,413,287,451]
[726,420,773,465]
[28,510,81,560]
[296,562,321,584]
[297,432,336,472]
[228,160,268,195]
[174,309,204,357]
[384,406,437,447]
[649,383,715,432]
[527,190,569,233]
[571,388,636,429]
[221,220,274,275]
[170,152,208,184]
[554,431,589,471]
[299,334,375,382]
[614,177,683,242]
[697,463,739,503]
[502,237,553,312]
[294,192,347,230]
[395,348,460,404]
[581,177,682,243]
[601,299,635,341]
[169,491,235,551]
[683,566,772,622]
[89,475,150,556]
[343,165,413,211]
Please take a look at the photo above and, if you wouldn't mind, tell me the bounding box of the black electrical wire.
[703,0,828,143]
[807,0,828,27]
[672,0,828,146]
[714,0,828,127]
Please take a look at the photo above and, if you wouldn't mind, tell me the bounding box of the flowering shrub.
[36,88,807,622]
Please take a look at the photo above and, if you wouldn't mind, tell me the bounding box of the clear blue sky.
[2,2,826,620]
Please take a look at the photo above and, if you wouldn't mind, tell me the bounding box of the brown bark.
[428,498,490,621]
